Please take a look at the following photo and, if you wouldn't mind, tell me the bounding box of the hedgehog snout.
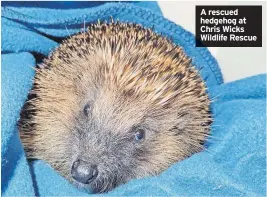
[71,159,98,184]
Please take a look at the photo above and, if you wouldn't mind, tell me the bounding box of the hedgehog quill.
[19,22,212,193]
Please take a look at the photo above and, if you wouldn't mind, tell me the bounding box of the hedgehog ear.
[175,113,192,130]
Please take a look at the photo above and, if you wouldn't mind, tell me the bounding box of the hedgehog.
[18,21,212,193]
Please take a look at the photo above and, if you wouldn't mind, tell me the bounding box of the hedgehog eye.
[134,129,145,142]
[83,104,91,116]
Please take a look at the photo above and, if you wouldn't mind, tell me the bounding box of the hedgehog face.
[69,89,157,192]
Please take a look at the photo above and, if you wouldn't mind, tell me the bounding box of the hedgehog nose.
[71,159,98,184]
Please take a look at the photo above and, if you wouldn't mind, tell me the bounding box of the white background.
[158,1,266,82]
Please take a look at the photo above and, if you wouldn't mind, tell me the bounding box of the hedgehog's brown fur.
[19,21,211,193]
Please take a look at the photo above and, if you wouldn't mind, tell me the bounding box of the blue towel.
[1,2,265,196]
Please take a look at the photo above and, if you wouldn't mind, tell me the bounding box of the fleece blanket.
[1,2,266,196]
